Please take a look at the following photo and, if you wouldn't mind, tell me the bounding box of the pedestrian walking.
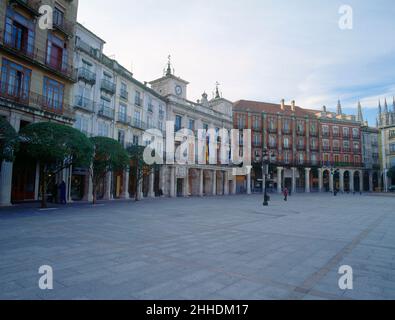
[59,181,67,204]
[283,187,289,202]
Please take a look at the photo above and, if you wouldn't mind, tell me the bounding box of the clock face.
[175,85,182,96]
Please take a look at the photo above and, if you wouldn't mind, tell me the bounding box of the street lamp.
[262,149,275,206]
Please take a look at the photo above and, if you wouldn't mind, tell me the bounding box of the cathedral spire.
[337,100,342,115]
[384,98,389,113]
[357,101,364,123]
[378,100,382,114]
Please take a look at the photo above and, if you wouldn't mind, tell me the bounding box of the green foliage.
[0,117,19,162]
[19,122,93,169]
[90,137,129,177]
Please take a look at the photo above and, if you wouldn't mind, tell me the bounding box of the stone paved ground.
[0,193,394,300]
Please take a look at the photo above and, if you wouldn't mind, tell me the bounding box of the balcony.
[310,131,318,137]
[322,146,331,152]
[117,113,131,125]
[297,145,306,151]
[9,0,40,16]
[333,147,341,152]
[322,132,330,138]
[268,144,277,150]
[296,130,305,136]
[100,79,116,95]
[353,135,360,140]
[253,126,261,132]
[283,145,292,150]
[74,95,94,113]
[268,127,277,134]
[0,29,77,82]
[78,68,96,85]
[120,89,128,101]
[147,103,154,113]
[343,134,350,139]
[310,146,319,151]
[98,105,115,120]
[53,12,74,38]
[283,128,292,135]
[353,148,360,154]
[343,147,351,152]
[133,118,146,130]
[0,81,73,119]
[332,132,340,138]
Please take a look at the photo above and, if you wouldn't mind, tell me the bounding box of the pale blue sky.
[77,0,395,125]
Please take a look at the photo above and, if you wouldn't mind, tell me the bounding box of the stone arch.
[343,170,351,192]
[323,169,331,192]
[354,171,361,192]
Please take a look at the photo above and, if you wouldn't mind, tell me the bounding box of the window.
[133,110,141,127]
[311,153,317,164]
[253,116,260,129]
[75,115,88,134]
[297,121,304,133]
[343,127,350,137]
[0,58,31,101]
[353,142,360,151]
[175,115,182,131]
[43,77,64,111]
[132,135,139,146]
[344,155,350,163]
[189,119,195,131]
[4,9,35,56]
[147,116,153,129]
[135,91,141,106]
[283,119,290,133]
[120,82,128,99]
[237,115,246,129]
[284,137,290,149]
[298,153,304,164]
[147,97,153,112]
[334,154,340,163]
[322,125,329,136]
[390,143,395,153]
[353,128,360,138]
[98,122,109,137]
[333,126,339,136]
[53,7,65,28]
[119,103,127,122]
[159,104,165,118]
[158,120,163,131]
[269,118,276,131]
[118,130,125,147]
[269,135,277,148]
[46,33,68,72]
[254,134,260,146]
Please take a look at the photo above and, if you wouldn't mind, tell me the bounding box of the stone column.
[183,169,189,197]
[83,172,93,202]
[224,171,229,196]
[199,169,204,197]
[305,168,311,193]
[349,170,355,192]
[378,172,383,192]
[159,166,165,196]
[148,170,155,198]
[170,167,176,198]
[291,167,297,194]
[329,172,334,193]
[339,170,344,193]
[383,170,388,192]
[232,174,237,195]
[246,171,251,195]
[103,171,112,200]
[137,178,143,200]
[34,162,40,201]
[121,170,130,199]
[0,161,13,206]
[318,168,323,192]
[212,170,217,196]
[369,172,373,192]
[277,167,283,194]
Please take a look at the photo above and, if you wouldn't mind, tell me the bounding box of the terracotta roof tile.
[233,100,317,118]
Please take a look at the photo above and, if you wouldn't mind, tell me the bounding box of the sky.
[77,0,395,126]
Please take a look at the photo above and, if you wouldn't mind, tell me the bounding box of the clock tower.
[149,56,189,100]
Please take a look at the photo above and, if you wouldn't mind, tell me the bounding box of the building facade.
[233,99,378,194]
[377,98,395,191]
[0,0,78,206]
[72,23,167,202]
[149,62,236,198]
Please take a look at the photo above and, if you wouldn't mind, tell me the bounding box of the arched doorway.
[311,168,319,192]
[373,172,379,191]
[354,171,361,192]
[323,170,330,192]
[334,170,340,191]
[344,171,350,192]
[363,171,370,192]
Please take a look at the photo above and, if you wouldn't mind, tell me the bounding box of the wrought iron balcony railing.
[100,79,116,95]
[98,105,115,119]
[74,95,94,113]
[78,68,96,85]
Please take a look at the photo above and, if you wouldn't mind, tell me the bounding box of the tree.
[90,137,129,204]
[0,117,19,162]
[19,122,93,208]
[127,145,158,201]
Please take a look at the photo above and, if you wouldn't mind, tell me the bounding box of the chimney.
[280,99,285,111]
[291,100,296,112]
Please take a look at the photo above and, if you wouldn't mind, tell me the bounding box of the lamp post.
[262,149,275,206]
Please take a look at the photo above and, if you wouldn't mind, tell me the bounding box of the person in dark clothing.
[283,187,289,202]
[59,181,67,204]
[51,182,58,203]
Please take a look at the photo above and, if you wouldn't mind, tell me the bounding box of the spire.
[378,100,382,114]
[215,81,221,99]
[165,54,172,76]
[337,100,342,115]
[384,98,388,113]
[393,96,395,112]
[357,101,364,123]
